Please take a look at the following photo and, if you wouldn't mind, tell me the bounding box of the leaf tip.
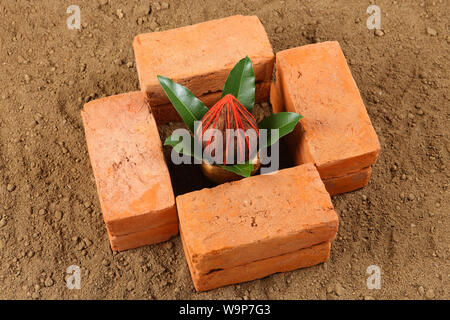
[157,75,169,84]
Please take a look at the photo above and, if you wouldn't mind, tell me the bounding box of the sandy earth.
[0,0,448,300]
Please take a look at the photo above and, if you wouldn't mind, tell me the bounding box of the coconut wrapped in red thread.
[195,94,259,165]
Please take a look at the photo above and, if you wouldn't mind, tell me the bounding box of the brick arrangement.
[80,16,381,290]
[133,15,274,123]
[81,92,178,251]
[270,41,381,195]
[177,163,338,291]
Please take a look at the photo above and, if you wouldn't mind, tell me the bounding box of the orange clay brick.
[182,228,331,291]
[324,166,372,196]
[108,223,178,252]
[273,41,380,180]
[133,15,274,106]
[81,92,177,237]
[153,81,271,124]
[270,82,284,114]
[177,163,338,275]
[278,125,375,195]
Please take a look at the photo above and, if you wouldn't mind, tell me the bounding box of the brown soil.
[0,0,448,300]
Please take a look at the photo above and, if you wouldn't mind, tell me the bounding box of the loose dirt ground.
[0,0,448,300]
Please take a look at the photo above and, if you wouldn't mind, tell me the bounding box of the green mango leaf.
[258,112,303,149]
[221,56,255,112]
[157,75,209,132]
[219,162,254,178]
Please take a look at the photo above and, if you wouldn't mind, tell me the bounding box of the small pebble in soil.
[149,20,159,31]
[275,26,284,34]
[426,27,437,36]
[374,29,384,36]
[44,277,54,287]
[135,3,151,16]
[54,210,63,221]
[163,241,174,249]
[152,2,161,10]
[6,184,16,192]
[418,286,425,295]
[425,288,435,299]
[334,283,345,296]
[18,55,27,64]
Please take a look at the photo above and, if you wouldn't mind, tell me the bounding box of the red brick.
[133,15,274,107]
[81,92,177,237]
[272,41,380,181]
[270,82,284,114]
[324,166,372,196]
[182,230,331,291]
[108,223,178,252]
[177,163,338,275]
